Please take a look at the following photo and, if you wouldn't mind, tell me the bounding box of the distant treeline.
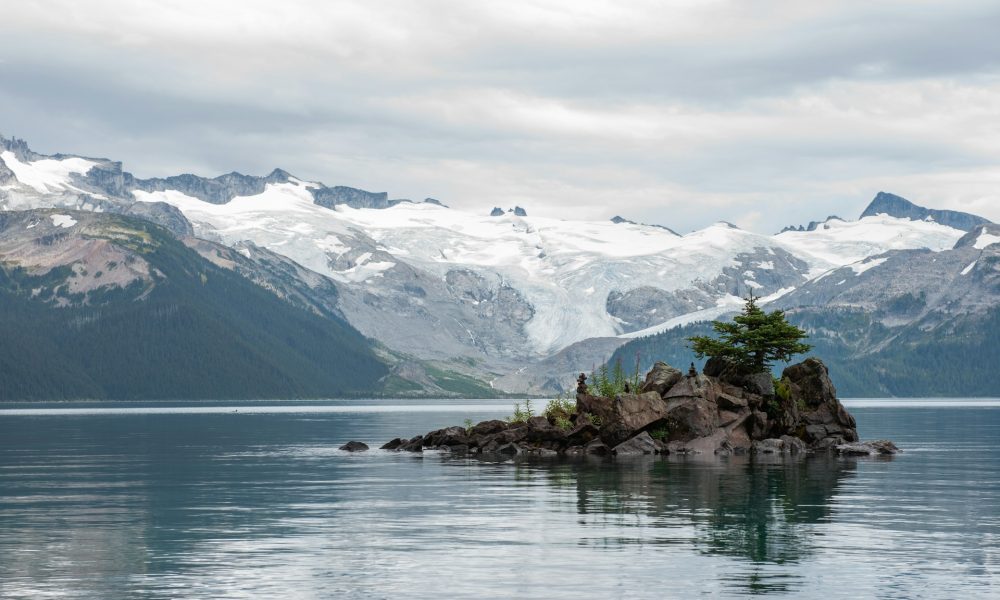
[611,307,1000,397]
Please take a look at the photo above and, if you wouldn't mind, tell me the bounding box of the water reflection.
[494,455,862,594]
[1,405,996,600]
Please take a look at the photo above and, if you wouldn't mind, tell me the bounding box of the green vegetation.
[544,395,576,429]
[506,399,534,424]
[612,302,1000,397]
[588,355,643,397]
[649,425,669,441]
[0,215,388,400]
[421,365,499,397]
[688,293,811,374]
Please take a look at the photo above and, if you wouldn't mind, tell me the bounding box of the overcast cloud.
[3,0,1000,232]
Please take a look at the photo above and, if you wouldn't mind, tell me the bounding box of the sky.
[2,0,1000,233]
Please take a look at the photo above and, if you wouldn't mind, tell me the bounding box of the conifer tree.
[688,292,811,374]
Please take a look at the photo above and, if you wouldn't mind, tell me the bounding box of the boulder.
[780,435,807,455]
[836,440,899,456]
[752,438,785,454]
[724,425,752,453]
[744,372,774,397]
[423,426,469,447]
[524,419,568,444]
[703,356,743,387]
[640,361,683,397]
[471,420,509,436]
[613,431,657,456]
[340,441,369,452]
[716,393,748,411]
[782,357,837,408]
[664,398,719,441]
[496,442,524,456]
[380,438,406,450]
[400,435,424,452]
[667,428,728,454]
[600,391,670,447]
[565,422,600,446]
[575,393,614,426]
[585,439,610,456]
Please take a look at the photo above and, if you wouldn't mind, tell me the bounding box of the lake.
[1,399,998,599]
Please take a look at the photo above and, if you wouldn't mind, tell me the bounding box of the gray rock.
[664,397,719,440]
[716,393,748,411]
[423,426,470,447]
[640,361,683,397]
[599,391,670,447]
[380,438,406,450]
[836,440,900,456]
[496,442,524,456]
[744,372,774,397]
[340,441,369,452]
[612,431,657,456]
[575,393,614,427]
[585,439,610,456]
[565,422,600,446]
[780,435,808,454]
[471,420,508,436]
[400,436,424,452]
[752,438,785,454]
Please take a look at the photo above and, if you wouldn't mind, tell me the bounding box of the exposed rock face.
[599,391,669,447]
[861,191,992,232]
[782,358,858,446]
[378,357,889,458]
[490,207,504,217]
[124,201,194,237]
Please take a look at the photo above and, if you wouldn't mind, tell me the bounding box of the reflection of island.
[535,455,861,594]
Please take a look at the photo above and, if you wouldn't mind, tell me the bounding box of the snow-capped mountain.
[1,135,994,394]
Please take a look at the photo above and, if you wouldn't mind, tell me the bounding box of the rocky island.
[344,356,898,458]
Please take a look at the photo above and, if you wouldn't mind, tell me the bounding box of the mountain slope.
[861,191,991,232]
[4,135,998,396]
[0,210,387,400]
[609,225,1000,397]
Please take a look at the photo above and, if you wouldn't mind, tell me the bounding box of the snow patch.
[756,261,774,270]
[850,257,888,275]
[621,295,745,339]
[50,214,77,228]
[1,151,99,194]
[973,228,1000,250]
[961,261,977,275]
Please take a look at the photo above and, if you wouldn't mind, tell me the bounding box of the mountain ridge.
[3,134,998,397]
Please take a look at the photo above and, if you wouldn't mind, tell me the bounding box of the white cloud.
[3,0,1000,231]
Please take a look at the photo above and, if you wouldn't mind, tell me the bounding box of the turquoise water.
[1,399,998,599]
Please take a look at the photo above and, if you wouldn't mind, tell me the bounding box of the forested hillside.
[0,212,387,400]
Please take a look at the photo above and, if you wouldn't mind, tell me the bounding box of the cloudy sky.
[3,0,1000,232]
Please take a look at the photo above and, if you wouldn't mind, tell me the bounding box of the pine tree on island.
[688,292,812,374]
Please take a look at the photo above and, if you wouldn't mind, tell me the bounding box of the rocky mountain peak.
[861,191,991,232]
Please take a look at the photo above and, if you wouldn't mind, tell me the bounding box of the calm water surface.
[1,399,998,599]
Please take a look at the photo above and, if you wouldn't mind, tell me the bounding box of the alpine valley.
[1,135,998,399]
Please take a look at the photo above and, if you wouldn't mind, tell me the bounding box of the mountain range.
[1,134,997,398]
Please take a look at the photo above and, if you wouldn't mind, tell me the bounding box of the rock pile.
[369,357,896,458]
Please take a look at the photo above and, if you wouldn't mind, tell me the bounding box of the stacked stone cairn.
[345,357,898,457]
